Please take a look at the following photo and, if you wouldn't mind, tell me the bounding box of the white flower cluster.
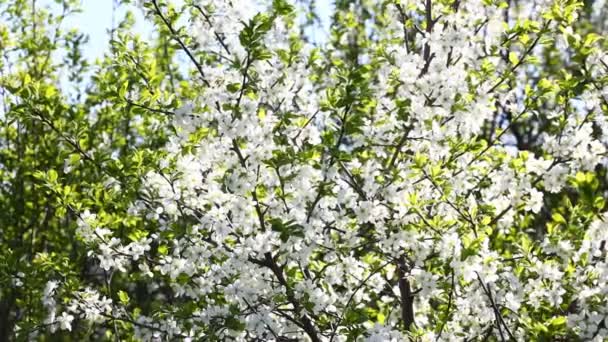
[42,281,74,333]
[53,0,608,340]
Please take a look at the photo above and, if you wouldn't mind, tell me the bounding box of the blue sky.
[66,1,149,61]
[64,1,114,61]
[76,1,114,58]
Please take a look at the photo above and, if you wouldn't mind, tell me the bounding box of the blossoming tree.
[3,0,608,340]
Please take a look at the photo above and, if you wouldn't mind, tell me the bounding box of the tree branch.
[150,0,210,87]
[397,256,415,331]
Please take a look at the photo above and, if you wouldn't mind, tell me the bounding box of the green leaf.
[548,316,567,328]
[118,81,129,98]
[508,51,519,66]
[118,290,130,304]
[158,245,168,255]
[227,83,241,93]
[551,213,567,225]
[594,196,605,210]
[273,0,294,15]
[48,169,58,183]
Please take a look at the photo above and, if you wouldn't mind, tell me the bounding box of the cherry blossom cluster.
[41,0,608,340]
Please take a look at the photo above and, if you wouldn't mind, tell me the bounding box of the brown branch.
[475,273,514,341]
[397,256,415,331]
[192,4,232,56]
[419,0,435,77]
[264,252,322,342]
[437,269,455,338]
[150,0,210,87]
[124,97,175,116]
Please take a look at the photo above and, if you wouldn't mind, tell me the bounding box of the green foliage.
[0,0,183,339]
